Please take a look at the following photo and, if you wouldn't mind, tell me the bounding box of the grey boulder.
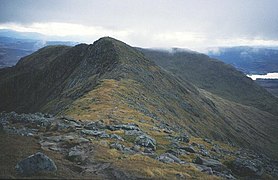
[135,135,156,150]
[15,152,57,176]
[156,153,183,164]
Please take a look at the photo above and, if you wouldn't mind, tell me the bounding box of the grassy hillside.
[139,48,278,116]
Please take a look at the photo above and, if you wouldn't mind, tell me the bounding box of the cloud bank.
[1,0,278,50]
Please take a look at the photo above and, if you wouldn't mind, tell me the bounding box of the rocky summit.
[0,37,278,179]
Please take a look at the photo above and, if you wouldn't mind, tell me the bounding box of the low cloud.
[1,22,278,52]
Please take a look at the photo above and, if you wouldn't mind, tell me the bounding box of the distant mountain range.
[207,46,278,74]
[0,29,77,68]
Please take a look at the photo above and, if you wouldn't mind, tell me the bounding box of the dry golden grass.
[62,78,239,179]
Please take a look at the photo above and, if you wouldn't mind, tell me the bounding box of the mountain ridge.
[1,37,278,179]
[1,37,277,158]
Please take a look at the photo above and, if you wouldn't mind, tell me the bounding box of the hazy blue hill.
[0,35,78,68]
[0,29,46,40]
[139,48,278,116]
[207,46,278,74]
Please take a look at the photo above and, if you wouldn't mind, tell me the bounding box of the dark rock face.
[15,152,57,176]
[232,158,264,177]
[135,135,156,150]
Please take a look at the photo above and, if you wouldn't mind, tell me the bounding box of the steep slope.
[139,48,278,116]
[0,37,278,160]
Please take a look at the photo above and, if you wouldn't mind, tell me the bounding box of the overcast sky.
[0,0,278,51]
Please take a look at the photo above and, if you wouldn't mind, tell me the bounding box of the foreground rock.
[15,152,57,176]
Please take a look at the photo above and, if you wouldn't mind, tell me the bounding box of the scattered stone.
[107,124,140,131]
[157,153,183,164]
[84,121,106,130]
[143,148,154,154]
[100,133,110,138]
[175,133,190,143]
[232,158,264,177]
[110,142,125,151]
[180,146,196,153]
[78,137,90,143]
[211,145,221,153]
[150,126,161,132]
[110,134,124,141]
[27,133,34,137]
[81,130,105,136]
[135,135,156,150]
[67,146,87,163]
[194,156,226,172]
[122,147,135,154]
[170,141,181,148]
[204,138,212,144]
[124,130,144,136]
[131,145,141,152]
[191,142,199,146]
[46,136,62,142]
[199,149,210,157]
[139,119,146,123]
[15,152,57,176]
[166,149,180,157]
[213,171,236,179]
[163,129,172,134]
[195,164,213,175]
